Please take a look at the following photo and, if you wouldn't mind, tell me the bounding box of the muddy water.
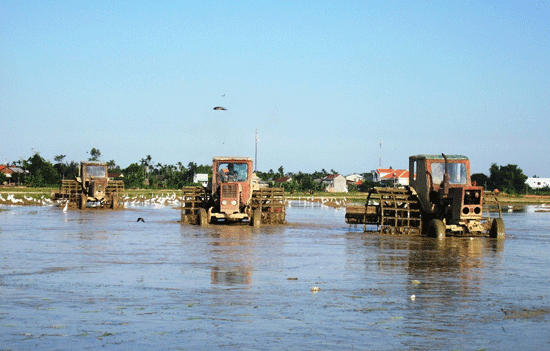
[1,202,549,350]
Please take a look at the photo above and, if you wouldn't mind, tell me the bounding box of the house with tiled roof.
[375,168,410,186]
[0,165,26,185]
[345,174,364,186]
[273,176,292,183]
[0,165,12,175]
[322,174,348,192]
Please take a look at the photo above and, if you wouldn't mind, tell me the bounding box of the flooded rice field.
[1,201,550,350]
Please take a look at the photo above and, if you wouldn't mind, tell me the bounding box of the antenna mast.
[379,140,382,168]
[255,129,258,172]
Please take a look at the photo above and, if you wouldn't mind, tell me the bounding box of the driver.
[225,163,237,182]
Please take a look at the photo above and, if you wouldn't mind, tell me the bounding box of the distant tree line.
[2,150,212,189]
[472,163,531,195]
[1,148,544,195]
[257,168,332,193]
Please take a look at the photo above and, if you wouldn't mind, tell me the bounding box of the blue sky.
[1,1,549,176]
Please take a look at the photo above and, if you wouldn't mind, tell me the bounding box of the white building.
[323,174,348,193]
[193,173,209,187]
[526,178,550,189]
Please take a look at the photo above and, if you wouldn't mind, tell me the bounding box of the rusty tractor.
[346,154,505,239]
[181,156,285,226]
[52,162,124,209]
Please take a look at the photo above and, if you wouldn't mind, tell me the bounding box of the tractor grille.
[221,184,238,198]
[463,189,482,205]
[90,181,105,195]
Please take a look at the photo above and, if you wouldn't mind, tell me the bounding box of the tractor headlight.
[222,200,227,205]
[231,200,237,205]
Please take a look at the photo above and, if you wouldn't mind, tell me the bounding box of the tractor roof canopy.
[410,154,469,161]
[213,156,252,163]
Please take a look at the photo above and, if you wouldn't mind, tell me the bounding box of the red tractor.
[181,157,285,226]
[346,154,504,238]
[52,162,124,209]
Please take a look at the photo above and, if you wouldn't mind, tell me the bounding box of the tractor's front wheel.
[490,218,505,239]
[79,194,87,210]
[252,208,261,227]
[199,208,209,227]
[111,194,119,210]
[428,219,446,239]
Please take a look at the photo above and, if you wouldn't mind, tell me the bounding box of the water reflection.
[211,265,252,285]
[208,225,256,286]
[349,233,504,276]
[346,232,507,344]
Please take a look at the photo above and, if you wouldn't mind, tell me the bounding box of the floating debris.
[311,286,321,292]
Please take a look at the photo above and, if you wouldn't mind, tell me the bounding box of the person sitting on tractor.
[221,163,238,182]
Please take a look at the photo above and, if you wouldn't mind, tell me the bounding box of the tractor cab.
[78,162,109,202]
[52,161,123,210]
[409,154,484,227]
[211,157,254,217]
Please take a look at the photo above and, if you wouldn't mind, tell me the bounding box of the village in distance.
[1,148,549,197]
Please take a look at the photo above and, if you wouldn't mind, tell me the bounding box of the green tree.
[487,163,527,194]
[123,163,146,188]
[53,155,79,181]
[25,153,59,186]
[65,161,79,180]
[54,154,67,179]
[195,163,212,175]
[471,173,488,188]
[107,160,120,172]
[140,155,152,168]
[532,186,550,195]
[89,148,101,161]
[0,171,7,185]
[140,155,152,176]
[54,155,66,163]
[257,169,276,182]
[158,164,182,188]
[184,162,198,184]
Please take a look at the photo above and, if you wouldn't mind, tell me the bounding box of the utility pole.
[379,140,382,168]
